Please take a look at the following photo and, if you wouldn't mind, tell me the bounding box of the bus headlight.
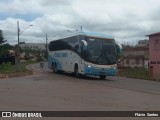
[88,65,91,68]
[111,66,116,69]
[85,63,91,68]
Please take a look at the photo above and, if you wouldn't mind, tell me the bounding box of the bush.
[118,67,150,80]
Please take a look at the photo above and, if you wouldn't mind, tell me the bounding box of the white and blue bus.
[48,31,121,79]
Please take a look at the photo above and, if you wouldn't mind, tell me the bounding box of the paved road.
[0,63,160,119]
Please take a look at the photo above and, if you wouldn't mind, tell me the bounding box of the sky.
[0,0,160,45]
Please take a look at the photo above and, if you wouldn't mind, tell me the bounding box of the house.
[19,43,46,50]
[120,46,149,69]
[138,39,149,47]
[147,32,160,79]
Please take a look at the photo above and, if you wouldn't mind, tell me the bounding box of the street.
[0,63,160,119]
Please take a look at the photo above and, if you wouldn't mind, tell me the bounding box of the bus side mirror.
[81,40,87,51]
[81,40,88,58]
[116,43,122,55]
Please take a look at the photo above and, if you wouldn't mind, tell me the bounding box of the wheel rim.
[52,64,57,73]
[55,66,57,72]
[75,67,79,77]
[52,65,55,72]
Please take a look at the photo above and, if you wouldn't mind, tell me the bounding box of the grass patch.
[118,67,151,80]
[0,61,37,78]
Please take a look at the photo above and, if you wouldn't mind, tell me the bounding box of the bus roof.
[53,31,114,41]
[80,31,114,39]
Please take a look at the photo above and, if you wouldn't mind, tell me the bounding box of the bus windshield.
[86,37,116,65]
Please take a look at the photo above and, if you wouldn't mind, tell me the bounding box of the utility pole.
[80,26,82,31]
[15,21,20,71]
[45,33,48,61]
[46,33,48,51]
[15,21,33,72]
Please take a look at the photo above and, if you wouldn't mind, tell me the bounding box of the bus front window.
[87,38,102,63]
[86,37,116,65]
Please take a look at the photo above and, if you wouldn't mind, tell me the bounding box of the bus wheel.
[74,65,79,77]
[52,63,57,73]
[100,75,106,80]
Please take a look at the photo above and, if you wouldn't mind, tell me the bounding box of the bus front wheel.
[100,75,106,80]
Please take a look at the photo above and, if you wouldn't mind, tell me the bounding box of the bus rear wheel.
[52,63,58,73]
[74,65,80,77]
[100,75,106,80]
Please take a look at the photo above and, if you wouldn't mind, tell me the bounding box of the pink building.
[147,32,160,79]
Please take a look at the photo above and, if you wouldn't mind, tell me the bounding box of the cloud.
[39,0,72,6]
[0,0,160,45]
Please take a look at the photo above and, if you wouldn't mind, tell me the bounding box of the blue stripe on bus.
[84,65,116,76]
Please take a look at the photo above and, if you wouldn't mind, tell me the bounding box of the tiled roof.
[146,32,160,36]
[123,55,145,59]
[123,46,148,51]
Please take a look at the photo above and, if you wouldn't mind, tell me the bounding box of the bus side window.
[67,36,79,53]
[75,44,79,53]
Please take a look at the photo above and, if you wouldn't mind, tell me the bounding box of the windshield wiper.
[95,50,103,64]
[105,55,111,64]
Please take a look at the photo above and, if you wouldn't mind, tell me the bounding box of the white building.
[138,40,149,47]
[19,43,46,50]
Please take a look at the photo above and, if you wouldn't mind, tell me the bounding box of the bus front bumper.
[84,66,116,76]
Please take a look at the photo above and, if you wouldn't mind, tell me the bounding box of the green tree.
[44,50,48,60]
[0,43,13,56]
[24,53,31,61]
[0,30,6,45]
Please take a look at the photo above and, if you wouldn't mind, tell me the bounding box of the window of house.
[157,61,160,64]
[126,59,130,64]
[154,39,160,50]
[136,59,139,65]
[155,39,159,44]
[150,61,156,64]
